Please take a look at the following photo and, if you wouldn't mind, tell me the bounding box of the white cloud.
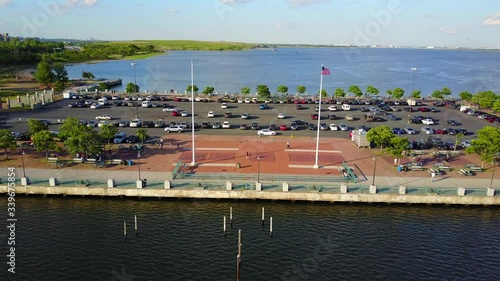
[483,12,500,26]
[0,0,11,6]
[168,9,179,14]
[287,0,330,7]
[62,0,98,8]
[274,22,298,30]
[82,0,97,7]
[438,26,457,34]
[219,0,253,5]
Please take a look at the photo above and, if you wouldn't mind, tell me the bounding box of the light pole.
[257,156,261,183]
[372,156,377,186]
[21,149,26,178]
[408,67,417,123]
[131,62,138,118]
[137,151,141,181]
[490,160,497,189]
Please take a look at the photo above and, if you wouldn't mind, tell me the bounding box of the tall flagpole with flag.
[190,60,196,166]
[314,65,330,169]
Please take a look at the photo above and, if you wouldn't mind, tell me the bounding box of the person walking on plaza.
[246,152,249,160]
[431,172,436,182]
[286,141,291,149]
[159,138,164,149]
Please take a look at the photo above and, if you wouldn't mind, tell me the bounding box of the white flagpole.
[191,60,196,166]
[314,66,323,169]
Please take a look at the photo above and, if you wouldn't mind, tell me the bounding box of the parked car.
[329,124,339,131]
[308,123,318,130]
[125,135,138,143]
[95,115,112,120]
[278,113,287,119]
[181,111,189,117]
[345,115,354,121]
[251,122,259,130]
[222,121,231,129]
[129,119,142,128]
[461,140,471,148]
[320,123,329,130]
[164,125,185,133]
[421,118,434,125]
[240,124,248,130]
[311,114,319,120]
[221,103,228,109]
[434,128,446,134]
[207,111,215,118]
[241,113,251,119]
[339,124,348,131]
[212,121,221,129]
[404,127,416,134]
[393,128,405,135]
[280,124,288,131]
[328,105,337,111]
[422,127,434,135]
[446,119,460,126]
[257,129,276,136]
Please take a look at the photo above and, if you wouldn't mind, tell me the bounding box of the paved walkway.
[1,135,497,189]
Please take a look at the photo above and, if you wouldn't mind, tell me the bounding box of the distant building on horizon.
[0,33,10,42]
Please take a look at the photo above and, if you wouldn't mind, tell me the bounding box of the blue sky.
[1,0,499,47]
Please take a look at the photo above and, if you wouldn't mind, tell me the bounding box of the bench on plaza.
[464,163,477,168]
[72,158,83,163]
[84,158,96,164]
[469,166,483,173]
[448,151,460,157]
[47,157,58,168]
[411,150,425,156]
[107,159,125,165]
[428,168,442,175]
[410,165,424,171]
[458,169,474,177]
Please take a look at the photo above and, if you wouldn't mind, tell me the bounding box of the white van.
[98,97,109,105]
[113,132,127,144]
[342,104,351,111]
[142,101,152,108]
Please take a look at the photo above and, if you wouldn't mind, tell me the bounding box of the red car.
[293,99,299,104]
[300,100,307,104]
[280,124,288,131]
[434,128,446,134]
[311,114,319,120]
[419,107,430,112]
[171,110,180,116]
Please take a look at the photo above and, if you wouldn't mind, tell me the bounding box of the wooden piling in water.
[230,207,233,224]
[237,229,242,281]
[134,215,137,235]
[124,221,127,237]
[270,217,273,236]
[261,207,265,225]
[224,216,227,234]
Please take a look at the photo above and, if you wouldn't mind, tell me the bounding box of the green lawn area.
[103,40,255,51]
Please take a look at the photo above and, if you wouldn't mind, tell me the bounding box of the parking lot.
[1,95,498,149]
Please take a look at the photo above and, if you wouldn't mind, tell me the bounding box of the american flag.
[322,66,330,75]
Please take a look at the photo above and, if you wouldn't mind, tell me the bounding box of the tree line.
[173,83,498,111]
[0,39,160,66]
[0,118,150,160]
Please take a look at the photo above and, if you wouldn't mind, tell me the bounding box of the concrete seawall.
[1,185,498,205]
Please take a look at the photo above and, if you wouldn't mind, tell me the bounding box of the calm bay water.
[65,48,500,96]
[10,196,500,281]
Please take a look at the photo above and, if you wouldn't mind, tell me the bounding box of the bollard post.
[261,207,265,225]
[223,216,226,234]
[230,207,233,224]
[124,221,127,238]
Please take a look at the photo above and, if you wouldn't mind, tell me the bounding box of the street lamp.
[257,155,261,183]
[408,67,417,123]
[137,151,141,181]
[131,62,138,118]
[490,160,497,189]
[372,156,377,186]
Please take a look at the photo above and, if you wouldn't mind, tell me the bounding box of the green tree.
[82,71,95,80]
[366,85,379,97]
[99,124,118,148]
[53,62,68,84]
[492,100,500,113]
[392,88,405,99]
[28,119,49,137]
[431,90,444,100]
[64,128,102,157]
[386,136,410,165]
[334,88,346,98]
[366,126,395,150]
[136,129,149,145]
[202,86,215,96]
[348,85,362,97]
[126,82,139,93]
[441,87,452,99]
[471,90,498,109]
[454,133,464,151]
[186,85,199,93]
[31,130,57,158]
[241,86,251,96]
[459,91,473,102]
[318,89,328,98]
[256,84,271,99]
[98,82,108,92]
[465,126,500,167]
[33,60,54,88]
[277,85,288,95]
[59,117,85,141]
[386,89,393,99]
[0,129,17,160]
[411,90,421,99]
[297,85,306,95]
